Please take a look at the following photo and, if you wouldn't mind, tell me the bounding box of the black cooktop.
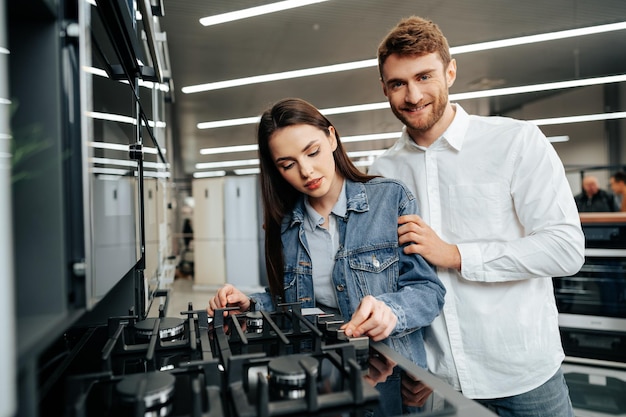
[39,299,494,417]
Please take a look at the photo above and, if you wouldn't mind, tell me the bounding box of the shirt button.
[336,284,345,292]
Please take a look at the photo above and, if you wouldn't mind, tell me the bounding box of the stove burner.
[135,317,185,340]
[268,354,319,400]
[116,371,176,409]
[245,311,263,333]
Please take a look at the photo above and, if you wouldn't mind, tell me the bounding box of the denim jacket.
[252,178,445,368]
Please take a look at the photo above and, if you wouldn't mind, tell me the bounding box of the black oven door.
[554,250,626,363]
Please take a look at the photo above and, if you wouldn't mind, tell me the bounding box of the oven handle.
[584,248,626,257]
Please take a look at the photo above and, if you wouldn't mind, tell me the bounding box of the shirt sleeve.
[458,124,585,282]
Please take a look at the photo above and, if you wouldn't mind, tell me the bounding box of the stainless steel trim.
[559,313,626,332]
[564,356,626,369]
[584,248,626,257]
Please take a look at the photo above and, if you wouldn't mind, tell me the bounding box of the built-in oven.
[554,215,626,416]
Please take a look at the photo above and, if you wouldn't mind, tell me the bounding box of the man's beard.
[391,93,448,133]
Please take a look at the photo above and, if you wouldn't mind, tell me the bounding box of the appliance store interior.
[2,0,626,416]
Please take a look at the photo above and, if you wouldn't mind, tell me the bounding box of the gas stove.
[41,297,494,417]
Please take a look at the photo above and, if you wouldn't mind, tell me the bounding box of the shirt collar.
[302,180,347,231]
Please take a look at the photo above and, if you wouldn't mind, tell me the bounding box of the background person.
[609,170,626,212]
[574,174,618,212]
[370,16,584,417]
[207,97,445,371]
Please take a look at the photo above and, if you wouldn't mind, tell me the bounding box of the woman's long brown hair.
[257,98,376,299]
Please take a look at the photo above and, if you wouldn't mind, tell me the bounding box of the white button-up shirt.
[370,104,584,398]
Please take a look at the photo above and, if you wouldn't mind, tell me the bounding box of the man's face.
[582,178,599,196]
[380,52,456,141]
[610,177,626,195]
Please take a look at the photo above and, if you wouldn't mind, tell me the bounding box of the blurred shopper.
[574,175,619,212]
[207,98,445,373]
[370,16,584,417]
[182,218,193,249]
[609,171,626,212]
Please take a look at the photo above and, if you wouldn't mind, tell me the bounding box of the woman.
[207,98,444,368]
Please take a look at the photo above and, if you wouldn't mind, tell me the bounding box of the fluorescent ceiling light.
[342,132,401,143]
[0,47,9,55]
[199,0,331,27]
[531,111,626,126]
[193,170,226,178]
[234,168,261,175]
[347,150,386,158]
[183,59,375,94]
[196,74,626,130]
[195,159,259,170]
[184,21,626,94]
[200,144,258,155]
[548,136,570,143]
[1,98,12,105]
[90,157,167,170]
[86,111,167,128]
[88,141,165,154]
[197,116,260,130]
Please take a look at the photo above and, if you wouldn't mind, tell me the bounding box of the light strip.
[183,59,375,94]
[200,144,258,155]
[82,66,170,92]
[90,167,130,176]
[451,74,626,101]
[347,150,386,158]
[184,21,626,94]
[90,157,167,169]
[85,111,167,128]
[193,170,226,178]
[0,47,9,55]
[1,98,11,105]
[531,111,626,126]
[88,141,165,154]
[196,74,626,129]
[234,168,261,175]
[342,132,401,143]
[197,116,260,130]
[199,0,331,27]
[195,159,259,170]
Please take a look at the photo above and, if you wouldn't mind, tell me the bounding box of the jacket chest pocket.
[348,246,398,296]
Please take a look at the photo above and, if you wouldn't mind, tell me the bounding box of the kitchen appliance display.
[555,216,626,417]
[554,219,626,364]
[41,296,493,417]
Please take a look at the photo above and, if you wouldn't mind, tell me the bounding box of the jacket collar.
[282,179,369,232]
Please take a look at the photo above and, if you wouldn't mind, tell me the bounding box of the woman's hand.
[207,284,251,317]
[340,295,397,341]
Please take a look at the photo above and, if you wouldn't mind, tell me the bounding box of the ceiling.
[157,0,626,178]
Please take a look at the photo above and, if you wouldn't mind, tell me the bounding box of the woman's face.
[269,123,340,201]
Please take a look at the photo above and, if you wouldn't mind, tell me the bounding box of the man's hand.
[398,214,461,270]
[207,284,250,317]
[340,296,397,341]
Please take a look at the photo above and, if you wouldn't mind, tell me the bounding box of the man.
[369,16,585,417]
[574,174,618,212]
[609,171,626,211]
